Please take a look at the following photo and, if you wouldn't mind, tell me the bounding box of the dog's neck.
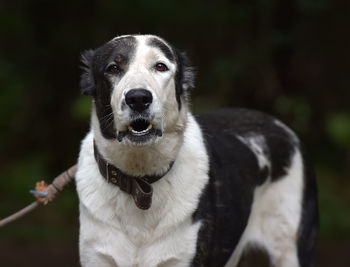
[91,108,188,176]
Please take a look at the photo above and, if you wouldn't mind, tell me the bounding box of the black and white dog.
[76,34,318,267]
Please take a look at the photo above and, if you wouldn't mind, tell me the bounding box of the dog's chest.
[76,116,209,266]
[78,166,205,267]
[79,202,201,266]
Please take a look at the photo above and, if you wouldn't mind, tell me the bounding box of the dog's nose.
[125,89,153,112]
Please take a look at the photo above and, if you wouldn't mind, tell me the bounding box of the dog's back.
[193,108,318,266]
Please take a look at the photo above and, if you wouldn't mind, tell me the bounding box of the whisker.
[100,112,113,122]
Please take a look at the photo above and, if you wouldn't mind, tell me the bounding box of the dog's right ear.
[80,49,95,96]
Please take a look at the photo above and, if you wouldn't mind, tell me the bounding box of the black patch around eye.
[106,64,122,74]
[85,35,137,140]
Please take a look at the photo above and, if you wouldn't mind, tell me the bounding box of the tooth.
[147,124,153,130]
[128,125,133,131]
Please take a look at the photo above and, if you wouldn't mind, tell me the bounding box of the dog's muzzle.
[117,89,162,144]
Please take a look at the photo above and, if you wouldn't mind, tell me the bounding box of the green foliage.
[326,113,350,147]
[274,96,312,135]
[317,168,350,239]
[72,96,92,120]
[298,0,330,13]
[7,155,47,197]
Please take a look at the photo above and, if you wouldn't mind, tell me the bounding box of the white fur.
[226,149,304,267]
[236,134,270,169]
[76,113,209,267]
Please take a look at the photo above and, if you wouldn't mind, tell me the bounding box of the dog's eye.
[154,63,168,72]
[106,64,121,74]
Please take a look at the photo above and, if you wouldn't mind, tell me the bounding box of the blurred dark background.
[0,0,349,266]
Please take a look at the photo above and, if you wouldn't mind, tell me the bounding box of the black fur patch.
[80,49,96,95]
[174,50,195,110]
[237,244,274,267]
[147,37,175,62]
[79,36,137,139]
[191,108,304,266]
[297,146,319,267]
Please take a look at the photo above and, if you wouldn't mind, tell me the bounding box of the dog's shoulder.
[196,108,299,182]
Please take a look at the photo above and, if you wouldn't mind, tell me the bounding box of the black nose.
[125,89,153,112]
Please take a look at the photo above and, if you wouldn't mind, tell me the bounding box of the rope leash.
[0,164,238,266]
[0,164,77,228]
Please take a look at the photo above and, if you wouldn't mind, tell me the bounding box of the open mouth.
[128,119,153,136]
[117,119,162,144]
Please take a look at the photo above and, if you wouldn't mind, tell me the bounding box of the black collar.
[93,140,173,210]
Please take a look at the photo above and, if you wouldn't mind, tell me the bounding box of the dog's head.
[80,35,194,145]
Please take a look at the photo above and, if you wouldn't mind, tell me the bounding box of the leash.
[0,164,77,228]
[0,164,237,266]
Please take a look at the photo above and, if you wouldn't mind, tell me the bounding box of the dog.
[75,34,318,267]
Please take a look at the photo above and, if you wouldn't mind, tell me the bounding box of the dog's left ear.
[175,51,195,97]
[80,49,96,96]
